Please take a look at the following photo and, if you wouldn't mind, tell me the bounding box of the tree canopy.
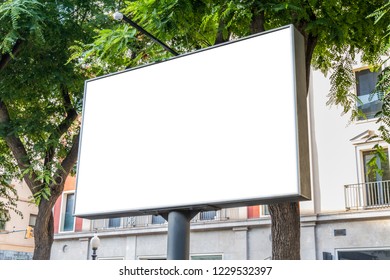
[0,0,117,259]
[1,0,389,259]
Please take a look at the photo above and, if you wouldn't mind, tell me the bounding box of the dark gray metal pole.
[114,12,179,57]
[166,211,197,260]
[121,15,179,57]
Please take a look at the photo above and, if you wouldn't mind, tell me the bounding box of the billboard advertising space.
[74,25,311,219]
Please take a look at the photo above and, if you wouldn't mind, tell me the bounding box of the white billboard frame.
[74,25,310,219]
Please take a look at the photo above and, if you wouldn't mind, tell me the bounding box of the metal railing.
[344,180,390,210]
[91,207,244,230]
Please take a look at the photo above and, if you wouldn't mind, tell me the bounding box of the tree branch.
[250,9,265,34]
[61,132,79,174]
[0,100,39,193]
[214,19,230,45]
[44,85,78,167]
[295,6,318,94]
[305,34,318,92]
[0,40,24,72]
[52,133,80,195]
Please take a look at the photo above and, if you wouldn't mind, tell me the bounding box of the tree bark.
[250,10,265,34]
[0,100,39,191]
[269,202,301,260]
[214,19,229,45]
[0,39,23,71]
[33,197,56,260]
[32,134,79,260]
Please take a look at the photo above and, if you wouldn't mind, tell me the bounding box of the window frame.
[28,214,37,228]
[151,215,166,225]
[199,210,217,221]
[354,142,390,207]
[107,217,122,228]
[138,255,166,260]
[261,205,270,216]
[59,191,76,233]
[356,143,390,185]
[336,247,390,260]
[0,219,5,231]
[98,256,125,260]
[354,67,382,121]
[190,254,223,260]
[362,149,390,183]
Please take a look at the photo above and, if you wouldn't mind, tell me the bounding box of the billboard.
[74,25,310,219]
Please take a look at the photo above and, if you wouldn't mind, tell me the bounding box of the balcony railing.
[91,207,244,230]
[344,180,390,210]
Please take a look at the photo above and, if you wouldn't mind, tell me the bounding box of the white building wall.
[306,67,382,212]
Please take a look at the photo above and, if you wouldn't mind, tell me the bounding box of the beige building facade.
[0,180,37,259]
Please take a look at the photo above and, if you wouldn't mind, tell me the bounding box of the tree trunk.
[269,202,301,260]
[32,193,57,260]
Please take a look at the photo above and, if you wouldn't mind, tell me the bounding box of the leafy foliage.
[369,1,390,39]
[69,26,138,74]
[1,0,389,259]
[0,0,44,54]
[326,52,359,117]
[373,66,390,144]
[366,144,388,177]
[0,0,118,259]
[1,0,117,205]
[364,1,390,175]
[0,175,22,227]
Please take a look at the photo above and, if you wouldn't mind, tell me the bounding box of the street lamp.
[112,11,179,57]
[90,234,100,260]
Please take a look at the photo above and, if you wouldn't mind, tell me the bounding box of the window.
[199,210,216,220]
[355,68,381,120]
[108,218,121,228]
[262,205,270,216]
[151,215,166,224]
[61,192,75,232]
[138,256,166,260]
[98,257,125,260]
[191,254,223,260]
[0,209,9,230]
[363,149,390,182]
[362,149,390,206]
[29,214,37,228]
[337,248,390,260]
[0,219,5,231]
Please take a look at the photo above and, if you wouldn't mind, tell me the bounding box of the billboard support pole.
[165,210,199,260]
[114,12,199,260]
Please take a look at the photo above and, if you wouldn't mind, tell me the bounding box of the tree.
[1,0,388,260]
[0,0,117,259]
[72,0,389,259]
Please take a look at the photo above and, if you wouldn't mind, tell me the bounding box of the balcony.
[91,208,244,230]
[344,180,390,210]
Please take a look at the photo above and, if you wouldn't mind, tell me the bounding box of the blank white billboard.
[74,25,310,219]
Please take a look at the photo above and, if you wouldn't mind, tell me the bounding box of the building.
[0,180,38,260]
[50,59,390,260]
